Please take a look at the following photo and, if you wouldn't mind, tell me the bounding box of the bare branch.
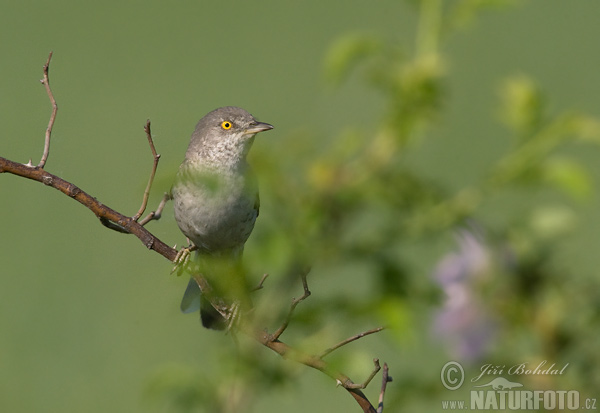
[249,328,377,413]
[35,51,58,169]
[320,326,385,358]
[133,120,161,222]
[0,157,178,262]
[269,269,311,341]
[377,363,392,413]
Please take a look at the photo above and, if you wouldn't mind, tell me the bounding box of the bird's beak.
[245,121,274,135]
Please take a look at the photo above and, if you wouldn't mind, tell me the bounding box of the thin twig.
[269,269,311,341]
[133,120,161,221]
[251,273,270,292]
[320,326,385,358]
[139,191,171,226]
[377,363,392,413]
[345,359,381,390]
[36,51,58,169]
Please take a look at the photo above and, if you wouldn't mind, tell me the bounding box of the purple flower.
[433,228,498,362]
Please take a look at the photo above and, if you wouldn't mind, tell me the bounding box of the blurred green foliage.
[244,0,600,410]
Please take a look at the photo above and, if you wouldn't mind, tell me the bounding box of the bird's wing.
[180,278,201,313]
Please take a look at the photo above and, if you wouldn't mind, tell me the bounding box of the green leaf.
[570,114,600,144]
[529,205,577,241]
[542,157,592,200]
[499,75,545,137]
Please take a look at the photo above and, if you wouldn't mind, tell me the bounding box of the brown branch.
[320,327,385,358]
[377,363,392,413]
[250,328,377,413]
[0,157,178,262]
[248,271,378,411]
[133,120,161,222]
[36,51,57,169]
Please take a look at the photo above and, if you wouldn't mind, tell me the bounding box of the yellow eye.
[221,121,232,130]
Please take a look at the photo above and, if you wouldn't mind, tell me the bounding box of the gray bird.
[171,106,273,329]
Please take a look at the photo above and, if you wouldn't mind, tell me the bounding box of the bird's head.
[186,106,273,166]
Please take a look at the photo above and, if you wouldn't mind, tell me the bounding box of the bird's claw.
[171,244,196,275]
[225,301,241,333]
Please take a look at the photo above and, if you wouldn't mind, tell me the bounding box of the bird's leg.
[171,241,197,275]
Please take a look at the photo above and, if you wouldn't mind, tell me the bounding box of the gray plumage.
[172,106,273,328]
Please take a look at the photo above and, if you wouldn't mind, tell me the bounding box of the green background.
[1,1,599,412]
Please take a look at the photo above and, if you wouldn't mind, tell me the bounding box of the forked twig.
[133,120,161,222]
[320,327,385,358]
[344,359,382,390]
[35,51,58,169]
[139,192,171,226]
[270,269,311,341]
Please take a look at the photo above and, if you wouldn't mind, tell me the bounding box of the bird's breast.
[172,165,258,253]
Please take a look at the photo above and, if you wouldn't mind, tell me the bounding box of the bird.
[171,106,273,329]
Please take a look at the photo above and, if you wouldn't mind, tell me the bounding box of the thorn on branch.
[251,273,270,292]
[36,51,58,169]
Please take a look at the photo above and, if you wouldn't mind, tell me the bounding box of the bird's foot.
[171,244,197,275]
[225,301,242,332]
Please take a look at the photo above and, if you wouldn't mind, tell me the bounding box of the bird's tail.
[180,278,227,330]
[200,298,227,330]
